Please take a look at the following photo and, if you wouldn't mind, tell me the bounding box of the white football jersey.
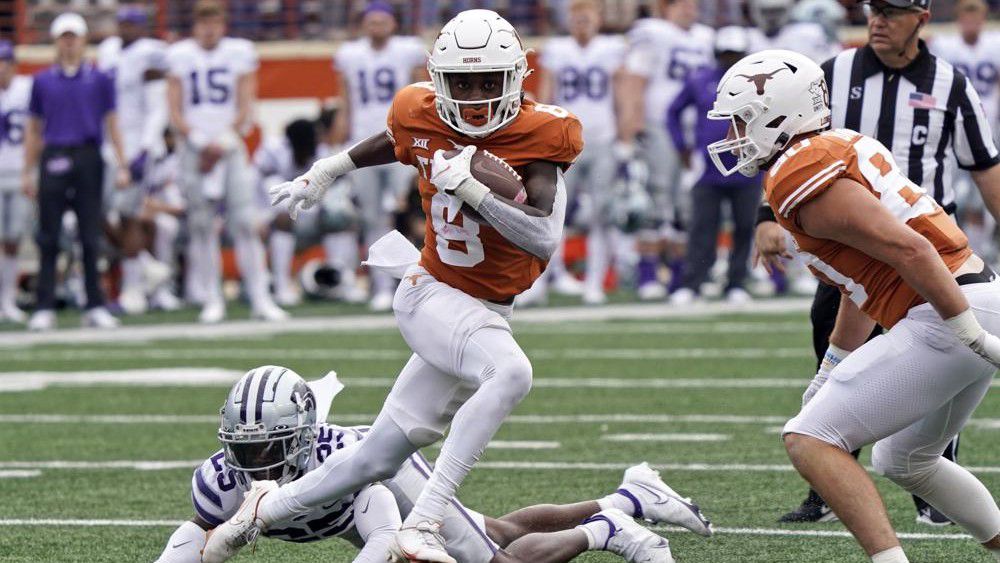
[166,37,258,141]
[624,18,714,124]
[931,32,1000,129]
[192,424,370,544]
[748,22,841,63]
[334,36,426,143]
[0,75,32,185]
[97,36,168,158]
[540,35,625,144]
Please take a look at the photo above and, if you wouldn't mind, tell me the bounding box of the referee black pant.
[35,144,106,311]
[809,281,959,512]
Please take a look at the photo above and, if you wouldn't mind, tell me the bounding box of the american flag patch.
[909,92,938,109]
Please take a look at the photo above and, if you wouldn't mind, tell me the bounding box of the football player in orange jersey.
[708,49,1000,563]
[200,10,706,563]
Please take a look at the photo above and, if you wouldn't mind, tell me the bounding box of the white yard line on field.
[602,433,731,442]
[0,519,971,541]
[0,299,814,348]
[0,347,815,363]
[0,470,40,478]
[8,459,1000,474]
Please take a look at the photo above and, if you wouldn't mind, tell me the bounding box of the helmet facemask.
[430,61,527,138]
[707,102,770,177]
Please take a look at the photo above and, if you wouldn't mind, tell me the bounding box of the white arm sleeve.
[473,168,567,260]
[351,484,403,563]
[141,79,169,155]
[154,521,207,563]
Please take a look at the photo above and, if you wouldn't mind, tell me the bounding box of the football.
[442,148,527,223]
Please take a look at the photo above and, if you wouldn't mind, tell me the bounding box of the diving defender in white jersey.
[156,367,712,563]
[97,6,172,315]
[0,41,30,323]
[166,0,286,324]
[620,0,714,300]
[538,0,626,306]
[331,2,427,312]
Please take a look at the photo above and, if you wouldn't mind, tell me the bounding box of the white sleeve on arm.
[351,484,403,563]
[472,168,567,260]
[154,521,207,563]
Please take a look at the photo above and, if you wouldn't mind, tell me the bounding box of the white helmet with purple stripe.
[218,365,317,485]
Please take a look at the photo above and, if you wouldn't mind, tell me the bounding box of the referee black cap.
[863,0,931,8]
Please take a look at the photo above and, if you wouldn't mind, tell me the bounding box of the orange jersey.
[766,129,972,328]
[386,82,584,302]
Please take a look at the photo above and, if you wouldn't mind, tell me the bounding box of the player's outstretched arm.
[270,131,396,219]
[797,178,1000,366]
[153,517,212,563]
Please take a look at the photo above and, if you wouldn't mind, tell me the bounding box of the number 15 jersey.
[387,83,584,302]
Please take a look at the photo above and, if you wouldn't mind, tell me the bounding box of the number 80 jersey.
[387,83,584,302]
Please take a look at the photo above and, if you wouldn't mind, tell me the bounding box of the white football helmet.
[218,366,317,485]
[750,0,793,33]
[707,49,831,177]
[428,9,528,137]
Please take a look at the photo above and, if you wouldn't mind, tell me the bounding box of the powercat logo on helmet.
[736,67,790,95]
[463,57,482,63]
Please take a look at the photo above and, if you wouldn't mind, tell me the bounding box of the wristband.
[944,309,985,346]
[756,204,777,227]
[454,176,491,210]
[819,344,850,375]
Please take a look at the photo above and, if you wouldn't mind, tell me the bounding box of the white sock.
[597,491,637,516]
[0,253,17,306]
[269,230,295,296]
[154,214,179,267]
[323,232,358,286]
[121,257,143,294]
[585,225,609,295]
[576,516,615,551]
[871,547,908,563]
[234,234,270,308]
[199,231,223,304]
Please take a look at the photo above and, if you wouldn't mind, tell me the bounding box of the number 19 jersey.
[387,83,584,302]
[166,37,258,141]
[334,36,427,144]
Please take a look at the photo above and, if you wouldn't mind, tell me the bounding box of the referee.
[755,0,1000,525]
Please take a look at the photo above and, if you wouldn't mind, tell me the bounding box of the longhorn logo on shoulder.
[736,68,789,95]
[412,138,430,150]
[463,57,482,63]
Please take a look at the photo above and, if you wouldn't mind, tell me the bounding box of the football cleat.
[777,492,838,523]
[617,462,713,537]
[915,505,953,527]
[251,300,290,322]
[199,299,226,324]
[389,521,456,563]
[81,307,120,329]
[1,301,26,323]
[27,309,56,332]
[201,480,277,563]
[585,508,675,563]
[369,291,394,313]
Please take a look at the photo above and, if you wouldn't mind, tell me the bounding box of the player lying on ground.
[155,367,713,563]
[708,49,1000,563]
[204,10,590,563]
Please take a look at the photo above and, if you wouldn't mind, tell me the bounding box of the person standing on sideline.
[532,0,626,306]
[667,26,757,306]
[755,0,1000,525]
[97,5,173,315]
[331,1,426,311]
[0,41,31,324]
[25,13,130,331]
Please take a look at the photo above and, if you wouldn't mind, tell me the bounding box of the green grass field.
[1,303,998,562]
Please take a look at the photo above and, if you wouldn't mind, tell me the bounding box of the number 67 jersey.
[387,82,584,302]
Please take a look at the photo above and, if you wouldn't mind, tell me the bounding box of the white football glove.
[946,309,1000,368]
[430,145,476,196]
[269,152,355,220]
[802,344,849,407]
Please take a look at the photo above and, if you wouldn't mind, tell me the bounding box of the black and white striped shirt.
[823,41,1000,213]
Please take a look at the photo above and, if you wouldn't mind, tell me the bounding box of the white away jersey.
[334,36,426,143]
[931,32,1000,130]
[192,424,368,544]
[97,36,168,157]
[624,18,714,123]
[748,22,841,63]
[167,37,258,140]
[540,35,625,144]
[0,75,32,185]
